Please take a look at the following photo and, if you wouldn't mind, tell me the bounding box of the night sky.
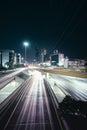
[0,0,87,62]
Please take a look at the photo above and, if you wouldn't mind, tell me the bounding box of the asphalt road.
[47,73,87,130]
[0,71,63,130]
[0,68,27,84]
[0,68,28,90]
[49,73,87,101]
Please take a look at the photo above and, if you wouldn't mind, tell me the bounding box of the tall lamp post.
[23,42,29,64]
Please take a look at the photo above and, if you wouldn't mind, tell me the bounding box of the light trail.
[49,74,87,101]
[3,71,61,130]
[0,67,27,84]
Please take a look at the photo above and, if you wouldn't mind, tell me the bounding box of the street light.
[23,42,29,64]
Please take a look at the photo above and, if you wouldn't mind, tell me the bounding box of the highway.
[0,71,63,130]
[0,68,27,82]
[48,73,87,101]
[46,73,87,130]
[0,68,28,89]
[0,69,87,130]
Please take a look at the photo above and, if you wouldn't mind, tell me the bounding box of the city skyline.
[0,0,87,62]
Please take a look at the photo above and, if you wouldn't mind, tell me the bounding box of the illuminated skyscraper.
[0,50,22,68]
[17,53,22,64]
[58,53,64,66]
[0,50,15,68]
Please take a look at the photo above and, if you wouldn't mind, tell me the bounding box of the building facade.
[0,50,22,68]
[50,52,64,66]
[0,50,15,68]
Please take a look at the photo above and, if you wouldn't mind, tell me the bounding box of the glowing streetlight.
[23,42,29,64]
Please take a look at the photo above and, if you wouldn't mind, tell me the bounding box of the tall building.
[2,50,9,67]
[51,54,58,65]
[50,51,64,66]
[16,53,22,64]
[0,50,15,68]
[14,53,17,64]
[41,49,47,62]
[53,50,58,54]
[9,50,15,64]
[64,56,69,68]
[58,53,64,66]
[0,50,23,68]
